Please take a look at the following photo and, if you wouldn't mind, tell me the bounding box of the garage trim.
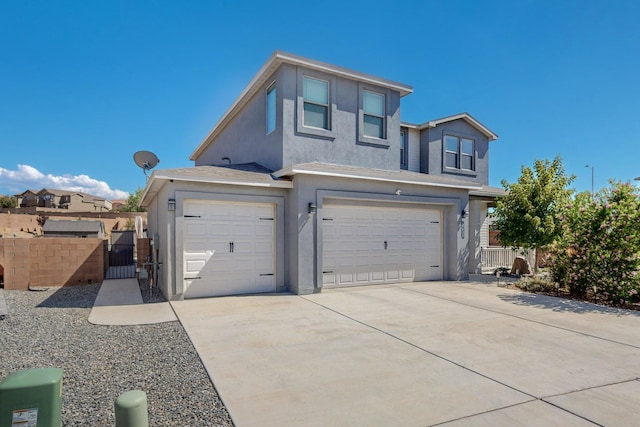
[174,191,285,298]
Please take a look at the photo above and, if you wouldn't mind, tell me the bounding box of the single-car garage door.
[322,204,442,287]
[182,200,275,298]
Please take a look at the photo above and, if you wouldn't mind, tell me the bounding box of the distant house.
[42,220,106,238]
[14,189,112,212]
[15,190,38,207]
[111,199,126,212]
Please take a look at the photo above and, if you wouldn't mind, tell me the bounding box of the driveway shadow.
[499,292,640,317]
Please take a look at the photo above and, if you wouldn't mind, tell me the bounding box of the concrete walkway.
[172,281,640,426]
[88,278,176,325]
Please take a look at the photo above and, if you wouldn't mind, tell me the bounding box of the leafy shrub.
[515,276,558,293]
[549,182,640,305]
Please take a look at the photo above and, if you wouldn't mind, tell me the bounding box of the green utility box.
[0,368,63,427]
[115,390,148,427]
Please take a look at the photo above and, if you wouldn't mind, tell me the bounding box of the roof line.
[274,165,483,191]
[139,169,293,207]
[153,171,293,189]
[403,112,498,141]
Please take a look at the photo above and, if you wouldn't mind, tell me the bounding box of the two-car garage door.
[322,204,443,287]
[182,200,275,298]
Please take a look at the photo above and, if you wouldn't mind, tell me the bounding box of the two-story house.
[140,51,504,300]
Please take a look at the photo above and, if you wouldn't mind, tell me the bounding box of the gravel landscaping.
[0,283,234,426]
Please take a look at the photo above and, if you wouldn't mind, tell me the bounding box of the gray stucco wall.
[291,174,471,294]
[281,64,402,170]
[194,68,286,171]
[420,119,490,185]
[145,180,288,300]
[195,63,403,173]
[146,173,472,299]
[144,182,173,300]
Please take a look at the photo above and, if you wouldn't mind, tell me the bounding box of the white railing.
[479,247,536,273]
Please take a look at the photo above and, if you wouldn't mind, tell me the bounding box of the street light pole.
[585,164,594,196]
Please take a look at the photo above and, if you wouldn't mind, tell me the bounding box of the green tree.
[494,156,575,271]
[550,182,640,303]
[119,187,146,212]
[0,195,17,208]
[124,218,135,230]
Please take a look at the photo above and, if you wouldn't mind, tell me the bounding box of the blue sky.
[1,0,639,199]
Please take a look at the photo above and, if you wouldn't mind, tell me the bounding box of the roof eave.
[140,169,293,208]
[415,113,499,141]
[274,166,483,191]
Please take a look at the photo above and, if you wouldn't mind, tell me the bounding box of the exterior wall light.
[308,203,317,214]
[461,209,467,218]
[168,198,176,211]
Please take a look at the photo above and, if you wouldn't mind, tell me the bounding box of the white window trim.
[266,82,276,135]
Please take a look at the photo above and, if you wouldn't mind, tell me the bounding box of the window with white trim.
[266,83,276,134]
[445,135,475,171]
[303,76,329,130]
[363,90,385,138]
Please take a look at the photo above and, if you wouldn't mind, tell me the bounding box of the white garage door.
[182,200,275,298]
[322,204,442,287]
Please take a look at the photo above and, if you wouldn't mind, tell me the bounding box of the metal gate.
[106,230,136,279]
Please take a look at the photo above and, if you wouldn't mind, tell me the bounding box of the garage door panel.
[400,269,415,280]
[323,204,443,288]
[371,271,385,282]
[386,270,399,280]
[183,200,275,298]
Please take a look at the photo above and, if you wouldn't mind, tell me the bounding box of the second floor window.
[303,76,329,130]
[363,91,385,138]
[400,128,408,169]
[445,135,475,171]
[266,83,276,134]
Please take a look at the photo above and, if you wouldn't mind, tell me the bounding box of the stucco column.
[468,199,483,274]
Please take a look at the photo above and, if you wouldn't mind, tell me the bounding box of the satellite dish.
[133,151,160,179]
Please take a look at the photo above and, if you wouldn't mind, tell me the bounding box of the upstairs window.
[266,83,276,134]
[363,90,385,138]
[445,135,475,171]
[400,128,408,169]
[303,76,329,130]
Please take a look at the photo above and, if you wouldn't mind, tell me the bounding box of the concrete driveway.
[171,280,640,426]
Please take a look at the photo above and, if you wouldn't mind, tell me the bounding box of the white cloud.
[0,164,130,200]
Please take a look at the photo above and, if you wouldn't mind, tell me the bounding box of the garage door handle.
[430,265,439,268]
[384,241,388,250]
[259,273,274,276]
[229,242,234,253]
[185,276,202,280]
